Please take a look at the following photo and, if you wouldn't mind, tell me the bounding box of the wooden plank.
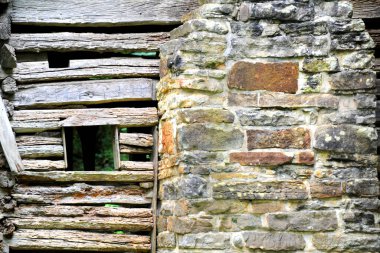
[10,32,169,53]
[7,229,151,252]
[18,145,64,159]
[113,127,121,170]
[17,171,154,183]
[16,136,62,146]
[0,97,24,173]
[22,160,66,171]
[352,0,380,19]
[120,133,154,147]
[12,0,199,27]
[368,29,379,48]
[11,58,159,84]
[120,145,152,154]
[12,78,157,108]
[12,107,158,133]
[120,161,154,171]
[12,184,152,205]
[151,127,159,253]
[374,58,380,72]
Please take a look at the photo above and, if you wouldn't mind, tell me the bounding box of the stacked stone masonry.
[158,0,380,252]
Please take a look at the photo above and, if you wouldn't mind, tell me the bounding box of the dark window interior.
[48,52,70,68]
[64,125,115,171]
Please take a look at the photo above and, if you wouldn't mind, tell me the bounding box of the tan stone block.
[161,121,175,155]
[230,152,293,166]
[310,181,344,199]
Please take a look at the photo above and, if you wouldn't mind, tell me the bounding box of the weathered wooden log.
[22,160,66,171]
[16,136,62,146]
[18,145,64,159]
[374,58,380,72]
[12,183,152,205]
[120,161,154,171]
[12,107,158,133]
[16,171,154,183]
[11,32,169,53]
[120,145,152,154]
[11,58,159,84]
[119,133,153,147]
[12,0,199,27]
[8,229,151,252]
[12,78,157,108]
[352,0,380,19]
[368,29,379,48]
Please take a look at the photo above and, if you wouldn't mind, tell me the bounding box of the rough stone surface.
[228,62,299,93]
[243,231,306,251]
[230,152,293,166]
[0,44,17,69]
[1,76,17,94]
[329,70,376,91]
[248,128,311,149]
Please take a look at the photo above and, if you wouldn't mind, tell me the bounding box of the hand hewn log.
[8,229,151,252]
[22,160,66,171]
[352,0,380,19]
[18,145,64,159]
[12,183,152,205]
[12,107,158,133]
[120,145,152,154]
[12,0,199,27]
[16,171,154,183]
[120,161,153,171]
[119,133,153,147]
[10,32,169,53]
[16,136,62,146]
[11,58,159,84]
[12,78,157,108]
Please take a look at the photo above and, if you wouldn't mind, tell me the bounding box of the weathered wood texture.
[0,97,23,173]
[352,0,380,18]
[120,145,153,154]
[22,160,66,171]
[7,229,151,252]
[12,0,199,27]
[10,58,159,84]
[120,133,154,147]
[12,107,158,133]
[12,184,152,205]
[18,145,64,159]
[120,161,154,171]
[12,78,157,108]
[10,32,169,53]
[16,136,62,146]
[369,30,379,48]
[17,171,154,183]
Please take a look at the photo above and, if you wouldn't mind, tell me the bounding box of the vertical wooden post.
[151,126,158,252]
[113,126,121,171]
[0,97,23,173]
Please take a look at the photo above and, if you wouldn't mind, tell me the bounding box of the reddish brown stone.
[161,121,175,155]
[310,181,345,199]
[293,151,315,165]
[228,62,299,93]
[248,128,311,150]
[230,152,293,166]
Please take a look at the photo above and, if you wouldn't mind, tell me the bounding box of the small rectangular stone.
[266,211,338,232]
[177,108,235,124]
[213,181,308,200]
[230,152,293,166]
[179,233,230,249]
[293,151,315,165]
[329,70,376,90]
[228,62,298,93]
[248,128,311,149]
[346,179,380,197]
[243,231,306,251]
[228,92,339,109]
[312,233,380,252]
[236,109,312,126]
[310,181,344,199]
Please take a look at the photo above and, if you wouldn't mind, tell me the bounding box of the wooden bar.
[11,58,159,84]
[352,0,380,19]
[120,161,154,171]
[12,184,152,205]
[12,107,158,133]
[12,78,157,108]
[22,160,66,171]
[8,229,151,252]
[16,171,154,183]
[0,97,24,173]
[120,133,154,147]
[10,32,169,53]
[18,145,65,159]
[151,127,159,253]
[120,145,152,154]
[12,0,199,27]
[16,136,62,146]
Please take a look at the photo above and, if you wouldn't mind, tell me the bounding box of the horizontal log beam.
[7,229,151,252]
[12,78,157,108]
[22,160,66,171]
[119,133,153,147]
[18,145,64,159]
[12,183,152,205]
[368,29,379,48]
[10,32,169,53]
[120,145,152,154]
[12,0,199,27]
[12,107,158,133]
[352,0,380,19]
[17,171,154,183]
[16,136,62,146]
[11,57,159,84]
[120,161,154,171]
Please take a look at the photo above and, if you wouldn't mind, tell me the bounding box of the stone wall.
[157,0,380,252]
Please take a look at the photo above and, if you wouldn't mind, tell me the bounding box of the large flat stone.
[243,231,306,251]
[248,128,311,149]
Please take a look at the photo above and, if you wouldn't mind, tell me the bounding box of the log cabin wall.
[0,0,199,252]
